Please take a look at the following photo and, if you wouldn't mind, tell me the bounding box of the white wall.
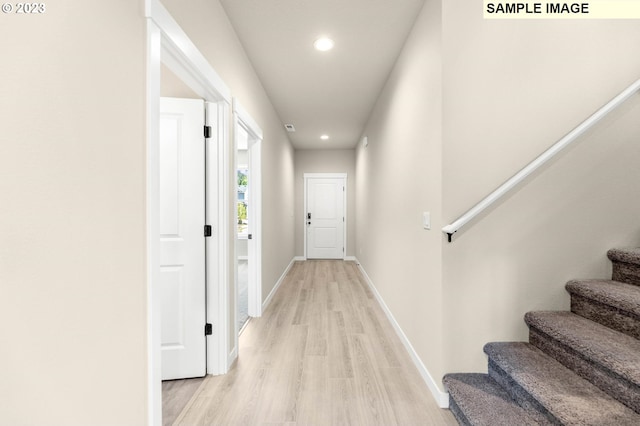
[294,149,356,257]
[441,2,640,375]
[355,0,445,387]
[0,2,148,424]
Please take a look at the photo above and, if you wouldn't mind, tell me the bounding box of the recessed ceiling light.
[313,37,334,52]
[320,135,329,140]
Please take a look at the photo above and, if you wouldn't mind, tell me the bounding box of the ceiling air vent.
[284,124,296,132]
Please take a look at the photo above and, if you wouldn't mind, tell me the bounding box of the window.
[237,167,248,235]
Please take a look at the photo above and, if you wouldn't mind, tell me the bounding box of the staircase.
[443,248,640,425]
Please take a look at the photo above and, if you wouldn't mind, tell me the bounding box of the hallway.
[171,260,456,425]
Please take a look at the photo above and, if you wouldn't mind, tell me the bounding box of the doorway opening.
[147,2,233,424]
[236,128,250,332]
[233,100,263,347]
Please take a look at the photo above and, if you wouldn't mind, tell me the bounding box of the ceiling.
[219,0,426,150]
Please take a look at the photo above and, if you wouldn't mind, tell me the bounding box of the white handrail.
[443,77,640,242]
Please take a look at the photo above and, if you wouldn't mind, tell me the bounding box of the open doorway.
[236,128,250,332]
[158,71,207,424]
[147,3,233,424]
[233,100,263,346]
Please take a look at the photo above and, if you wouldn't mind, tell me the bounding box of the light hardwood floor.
[163,377,206,426]
[172,260,457,425]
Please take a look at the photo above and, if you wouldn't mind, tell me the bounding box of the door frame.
[303,173,348,260]
[232,99,263,355]
[146,1,231,424]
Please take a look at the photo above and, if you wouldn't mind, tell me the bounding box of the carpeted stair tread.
[566,280,640,318]
[608,248,640,266]
[525,311,640,383]
[443,373,541,426]
[566,279,640,339]
[525,311,640,413]
[484,342,640,425]
[608,248,640,286]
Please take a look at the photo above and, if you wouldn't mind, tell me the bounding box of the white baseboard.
[227,346,237,370]
[295,256,357,262]
[354,259,450,409]
[262,257,296,312]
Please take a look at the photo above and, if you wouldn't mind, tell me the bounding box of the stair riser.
[570,294,640,340]
[444,373,543,425]
[529,328,640,414]
[447,398,471,426]
[487,359,559,425]
[612,261,640,286]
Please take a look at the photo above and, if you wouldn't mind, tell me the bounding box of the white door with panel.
[159,97,207,380]
[306,176,345,259]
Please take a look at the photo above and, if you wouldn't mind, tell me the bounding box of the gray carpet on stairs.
[608,247,640,286]
[443,373,541,426]
[485,342,640,425]
[444,247,640,426]
[526,310,640,413]
[567,279,640,340]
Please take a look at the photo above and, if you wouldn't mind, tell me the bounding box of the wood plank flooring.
[162,377,206,426]
[172,260,456,425]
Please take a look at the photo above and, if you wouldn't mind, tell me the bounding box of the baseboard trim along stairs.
[444,247,640,425]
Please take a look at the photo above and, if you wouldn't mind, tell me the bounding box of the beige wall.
[354,0,640,396]
[355,0,444,388]
[161,64,200,98]
[294,149,356,257]
[3,2,639,423]
[1,1,296,423]
[161,0,296,319]
[0,2,148,425]
[441,3,640,375]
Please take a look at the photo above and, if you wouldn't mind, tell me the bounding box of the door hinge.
[204,126,212,139]
[204,323,213,336]
[204,225,212,237]
[248,234,253,240]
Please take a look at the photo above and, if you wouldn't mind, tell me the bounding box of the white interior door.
[306,177,345,259]
[159,97,206,380]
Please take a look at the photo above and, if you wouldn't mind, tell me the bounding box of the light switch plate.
[423,212,431,230]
